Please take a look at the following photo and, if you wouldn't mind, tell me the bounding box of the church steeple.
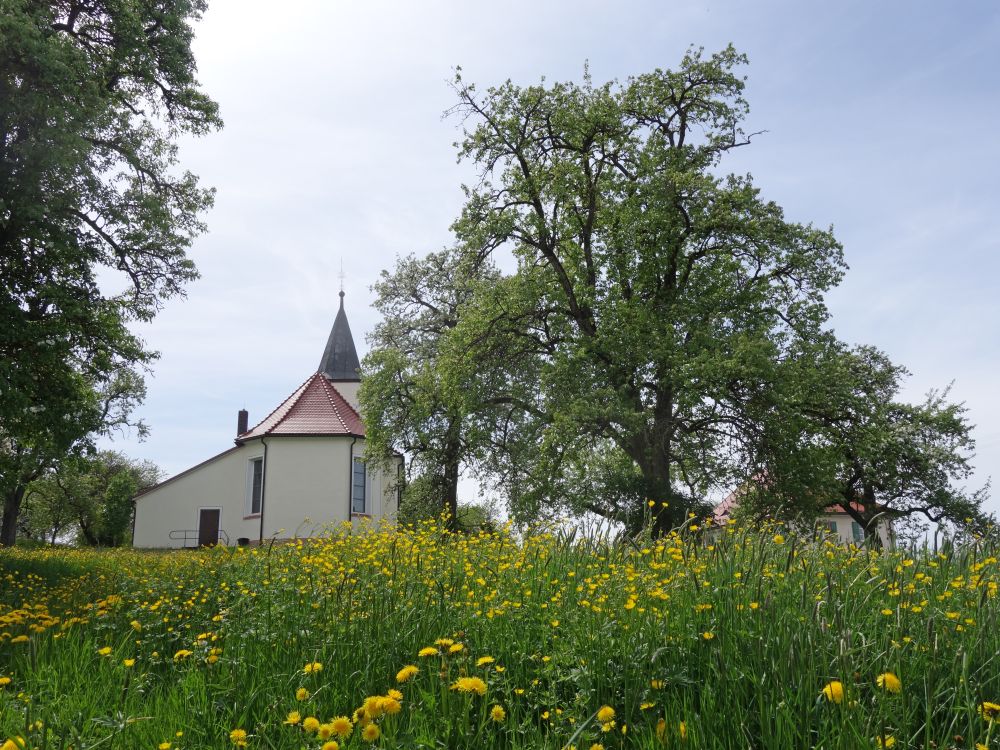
[318,291,361,381]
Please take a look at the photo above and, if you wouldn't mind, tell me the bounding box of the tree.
[446,47,845,535]
[748,341,991,543]
[360,249,502,524]
[20,450,161,545]
[0,0,220,544]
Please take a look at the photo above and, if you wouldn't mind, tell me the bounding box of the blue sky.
[105,0,1000,518]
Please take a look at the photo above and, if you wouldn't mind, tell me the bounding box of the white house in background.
[711,490,896,548]
[132,291,402,548]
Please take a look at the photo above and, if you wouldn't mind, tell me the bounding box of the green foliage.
[440,47,846,534]
[749,339,991,540]
[20,451,161,545]
[0,0,219,544]
[1,525,999,748]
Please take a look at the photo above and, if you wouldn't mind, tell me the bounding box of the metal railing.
[168,529,231,548]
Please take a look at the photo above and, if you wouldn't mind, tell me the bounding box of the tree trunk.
[442,424,461,531]
[627,429,685,538]
[1,485,26,547]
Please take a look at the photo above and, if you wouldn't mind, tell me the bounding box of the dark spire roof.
[318,291,361,381]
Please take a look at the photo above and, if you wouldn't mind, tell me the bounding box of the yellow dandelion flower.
[382,697,402,715]
[640,701,656,710]
[0,677,10,688]
[773,534,785,544]
[590,745,605,750]
[229,728,248,747]
[361,723,380,742]
[303,661,323,674]
[130,620,142,632]
[97,646,112,656]
[418,646,439,657]
[477,656,495,667]
[979,701,1000,722]
[702,631,715,640]
[451,676,487,695]
[396,664,419,682]
[284,711,301,725]
[317,723,334,740]
[596,705,615,723]
[876,672,902,694]
[680,721,688,740]
[173,649,192,661]
[302,716,320,734]
[330,716,353,738]
[876,735,896,748]
[434,638,455,647]
[123,658,136,668]
[321,742,340,750]
[448,642,465,654]
[822,680,844,704]
[295,687,310,701]
[158,743,171,750]
[490,704,506,722]
[387,689,403,700]
[656,718,666,739]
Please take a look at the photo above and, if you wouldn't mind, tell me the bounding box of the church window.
[352,458,367,513]
[246,457,263,515]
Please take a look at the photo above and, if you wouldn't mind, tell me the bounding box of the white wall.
[133,436,401,548]
[132,444,264,548]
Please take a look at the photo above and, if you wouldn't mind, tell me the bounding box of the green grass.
[1,519,999,749]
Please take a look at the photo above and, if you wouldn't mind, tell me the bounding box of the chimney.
[237,409,249,435]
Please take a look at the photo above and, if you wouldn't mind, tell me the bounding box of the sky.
[104,0,1000,519]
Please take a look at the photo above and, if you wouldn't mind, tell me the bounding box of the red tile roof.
[238,372,365,440]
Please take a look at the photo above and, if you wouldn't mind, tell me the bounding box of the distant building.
[132,291,402,548]
[711,489,896,548]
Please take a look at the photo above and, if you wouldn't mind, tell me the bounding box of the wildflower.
[590,745,605,750]
[822,680,845,704]
[1,738,26,750]
[322,742,340,750]
[295,687,310,701]
[773,534,785,544]
[656,718,666,740]
[130,620,142,632]
[303,661,322,674]
[302,717,320,734]
[979,701,1000,722]
[382,697,402,715]
[477,656,495,667]
[640,701,656,710]
[159,743,171,750]
[434,638,455,646]
[361,723,380,742]
[173,650,192,661]
[10,636,28,644]
[387,689,403,700]
[317,723,334,740]
[490,704,506,722]
[284,711,301,725]
[418,646,439,657]
[330,716,353,738]
[123,658,136,668]
[97,646,113,657]
[876,672,902,694]
[876,736,896,748]
[702,632,715,640]
[881,609,894,616]
[448,642,464,653]
[451,676,487,696]
[680,721,687,740]
[596,705,615,723]
[229,728,248,747]
[0,677,11,688]
[396,665,419,682]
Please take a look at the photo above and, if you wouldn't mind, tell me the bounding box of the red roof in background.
[238,372,365,440]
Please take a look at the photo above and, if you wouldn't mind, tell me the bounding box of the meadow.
[1,518,998,750]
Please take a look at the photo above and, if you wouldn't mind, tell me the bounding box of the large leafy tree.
[447,47,845,535]
[0,0,220,544]
[360,249,502,524]
[20,450,161,545]
[749,341,991,543]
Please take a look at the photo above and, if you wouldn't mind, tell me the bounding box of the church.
[131,292,401,548]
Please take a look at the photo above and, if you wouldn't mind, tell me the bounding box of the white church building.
[131,292,401,548]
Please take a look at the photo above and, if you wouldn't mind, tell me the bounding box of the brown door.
[198,509,220,547]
